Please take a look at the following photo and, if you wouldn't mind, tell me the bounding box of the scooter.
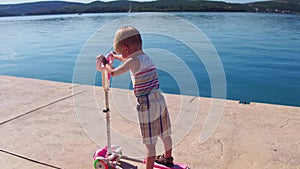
[93,55,190,169]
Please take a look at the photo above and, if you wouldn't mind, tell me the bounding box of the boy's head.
[113,26,142,56]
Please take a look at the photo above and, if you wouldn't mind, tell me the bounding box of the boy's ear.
[122,45,130,54]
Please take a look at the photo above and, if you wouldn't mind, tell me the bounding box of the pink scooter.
[94,54,190,169]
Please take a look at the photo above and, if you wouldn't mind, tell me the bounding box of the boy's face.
[114,44,130,58]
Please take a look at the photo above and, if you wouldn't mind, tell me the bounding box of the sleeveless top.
[130,54,159,97]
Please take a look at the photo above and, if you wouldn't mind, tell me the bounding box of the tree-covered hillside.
[0,0,299,17]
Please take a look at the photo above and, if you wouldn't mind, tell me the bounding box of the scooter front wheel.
[94,159,108,169]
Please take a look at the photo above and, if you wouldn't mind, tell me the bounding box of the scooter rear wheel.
[94,159,108,169]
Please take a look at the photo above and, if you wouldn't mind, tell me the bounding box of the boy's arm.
[105,58,138,77]
[112,53,126,62]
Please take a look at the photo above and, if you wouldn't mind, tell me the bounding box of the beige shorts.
[136,90,172,144]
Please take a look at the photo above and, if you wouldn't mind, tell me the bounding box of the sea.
[0,12,299,107]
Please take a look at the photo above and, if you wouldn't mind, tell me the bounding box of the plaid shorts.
[136,90,172,144]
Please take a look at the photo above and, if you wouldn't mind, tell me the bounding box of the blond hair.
[113,26,142,54]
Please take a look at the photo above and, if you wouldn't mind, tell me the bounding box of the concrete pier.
[0,75,299,169]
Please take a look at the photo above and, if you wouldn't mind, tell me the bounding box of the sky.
[0,0,268,5]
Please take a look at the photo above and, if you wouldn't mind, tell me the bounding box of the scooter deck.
[154,162,189,169]
[121,156,189,169]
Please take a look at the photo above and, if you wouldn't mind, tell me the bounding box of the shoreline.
[1,0,299,17]
[1,11,299,18]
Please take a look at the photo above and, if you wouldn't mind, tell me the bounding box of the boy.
[96,26,174,169]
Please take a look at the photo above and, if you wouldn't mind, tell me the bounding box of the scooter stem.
[102,70,111,154]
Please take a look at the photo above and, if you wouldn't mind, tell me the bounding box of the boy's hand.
[96,55,108,71]
[111,52,125,62]
[106,51,115,64]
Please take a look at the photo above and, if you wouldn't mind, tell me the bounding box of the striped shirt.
[130,54,159,97]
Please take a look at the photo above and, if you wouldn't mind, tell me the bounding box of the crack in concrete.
[0,90,87,126]
[189,96,198,103]
[0,148,62,169]
[280,118,290,128]
[217,139,225,159]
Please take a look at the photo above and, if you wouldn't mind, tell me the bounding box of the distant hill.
[0,0,299,17]
[0,1,82,16]
[275,0,300,4]
[247,0,300,13]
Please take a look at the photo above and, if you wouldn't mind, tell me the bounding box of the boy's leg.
[145,143,156,169]
[161,136,172,158]
[155,136,174,167]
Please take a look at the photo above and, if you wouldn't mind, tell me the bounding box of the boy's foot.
[155,154,174,167]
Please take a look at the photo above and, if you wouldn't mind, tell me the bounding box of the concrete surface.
[0,75,299,169]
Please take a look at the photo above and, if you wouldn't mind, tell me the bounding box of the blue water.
[0,12,299,107]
